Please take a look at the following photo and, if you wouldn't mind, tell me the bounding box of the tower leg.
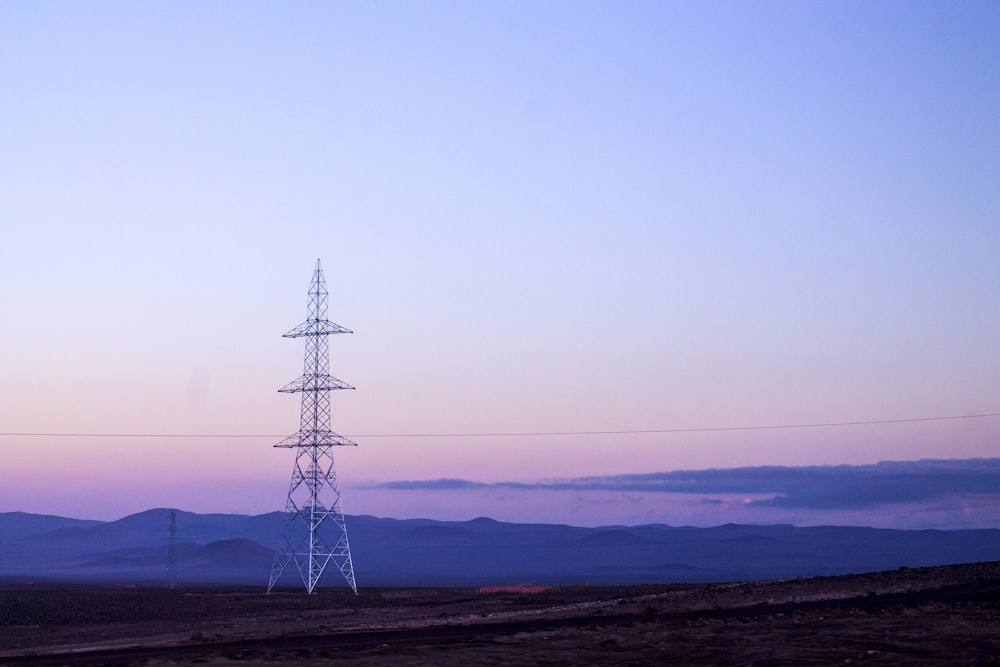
[268,444,358,593]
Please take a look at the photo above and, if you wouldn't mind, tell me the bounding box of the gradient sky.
[1,2,999,525]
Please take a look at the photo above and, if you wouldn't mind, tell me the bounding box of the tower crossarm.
[278,373,355,393]
[275,429,358,448]
[283,320,353,338]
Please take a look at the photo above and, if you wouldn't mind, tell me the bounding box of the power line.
[1,411,998,439]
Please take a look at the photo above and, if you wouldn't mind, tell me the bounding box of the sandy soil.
[2,561,998,665]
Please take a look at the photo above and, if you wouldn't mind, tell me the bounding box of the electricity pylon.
[267,259,358,594]
[167,509,177,590]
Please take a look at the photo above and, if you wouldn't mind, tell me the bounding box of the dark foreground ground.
[2,562,998,665]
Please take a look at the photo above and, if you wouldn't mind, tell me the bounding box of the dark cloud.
[372,459,1000,510]
[377,478,486,491]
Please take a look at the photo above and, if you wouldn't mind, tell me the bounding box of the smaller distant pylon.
[167,510,177,590]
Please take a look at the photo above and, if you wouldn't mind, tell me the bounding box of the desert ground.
[1,561,998,665]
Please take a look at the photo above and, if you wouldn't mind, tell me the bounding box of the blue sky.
[1,2,998,525]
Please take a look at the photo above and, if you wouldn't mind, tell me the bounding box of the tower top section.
[275,258,356,445]
[283,259,353,338]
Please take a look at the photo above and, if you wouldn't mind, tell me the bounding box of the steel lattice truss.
[167,510,177,590]
[267,259,357,594]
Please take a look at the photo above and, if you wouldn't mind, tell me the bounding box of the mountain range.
[2,509,998,588]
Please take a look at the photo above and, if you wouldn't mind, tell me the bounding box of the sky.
[1,2,999,528]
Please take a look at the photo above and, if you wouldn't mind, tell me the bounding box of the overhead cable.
[1,411,998,439]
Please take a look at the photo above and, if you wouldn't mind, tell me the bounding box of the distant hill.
[1,510,998,588]
[0,512,104,540]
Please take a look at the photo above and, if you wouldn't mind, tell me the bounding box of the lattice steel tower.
[267,259,358,594]
[166,510,177,590]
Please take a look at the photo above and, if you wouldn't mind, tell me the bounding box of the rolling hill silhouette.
[1,510,998,587]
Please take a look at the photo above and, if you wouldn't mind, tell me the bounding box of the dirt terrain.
[2,561,998,665]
